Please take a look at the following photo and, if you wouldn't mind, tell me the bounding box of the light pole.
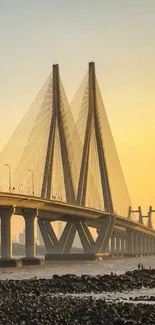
[5,164,11,193]
[28,170,34,196]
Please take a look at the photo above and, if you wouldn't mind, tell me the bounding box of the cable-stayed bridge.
[0,62,154,264]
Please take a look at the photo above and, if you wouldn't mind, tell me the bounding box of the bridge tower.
[1,61,154,263]
[77,62,113,213]
[37,62,117,257]
[37,63,77,254]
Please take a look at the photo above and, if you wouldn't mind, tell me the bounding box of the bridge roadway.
[0,192,154,237]
[0,192,155,265]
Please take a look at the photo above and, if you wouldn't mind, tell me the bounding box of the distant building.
[19,232,24,245]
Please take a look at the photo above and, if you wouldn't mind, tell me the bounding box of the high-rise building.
[19,231,25,245]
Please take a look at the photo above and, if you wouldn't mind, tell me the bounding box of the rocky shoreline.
[1,269,154,295]
[0,269,155,324]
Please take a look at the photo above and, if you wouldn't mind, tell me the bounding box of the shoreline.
[0,269,154,293]
[0,269,155,324]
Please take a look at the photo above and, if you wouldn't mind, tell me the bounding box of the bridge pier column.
[151,237,155,255]
[20,209,43,265]
[76,221,93,253]
[153,238,155,254]
[142,234,147,255]
[120,237,125,255]
[0,207,14,259]
[147,236,151,255]
[116,236,120,255]
[146,235,150,255]
[107,242,110,253]
[126,230,134,255]
[133,231,138,255]
[150,237,153,255]
[124,238,127,254]
[38,219,56,254]
[93,215,115,254]
[56,221,77,254]
[23,209,37,259]
[150,237,153,254]
[111,233,115,255]
[150,236,152,254]
[144,235,147,255]
[137,232,143,255]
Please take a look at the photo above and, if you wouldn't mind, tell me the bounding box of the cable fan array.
[0,63,132,219]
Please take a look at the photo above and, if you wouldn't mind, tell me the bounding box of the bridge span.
[0,61,154,264]
[0,193,155,262]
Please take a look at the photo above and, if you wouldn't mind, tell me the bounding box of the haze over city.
[0,0,155,238]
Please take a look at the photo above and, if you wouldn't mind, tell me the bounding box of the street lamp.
[5,164,12,193]
[28,169,34,196]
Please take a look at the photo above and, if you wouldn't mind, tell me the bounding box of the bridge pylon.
[39,61,133,256]
[76,62,113,213]
[44,62,118,256]
[39,62,117,255]
[1,61,155,261]
[38,63,76,252]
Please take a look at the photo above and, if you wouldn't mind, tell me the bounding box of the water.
[65,289,155,303]
[0,255,154,280]
[1,255,155,304]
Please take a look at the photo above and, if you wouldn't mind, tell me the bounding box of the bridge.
[0,62,154,265]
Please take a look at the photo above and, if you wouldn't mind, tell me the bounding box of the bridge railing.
[0,190,129,218]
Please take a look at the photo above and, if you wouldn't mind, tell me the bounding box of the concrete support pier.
[142,234,147,255]
[111,233,115,255]
[153,238,155,254]
[147,236,151,255]
[0,207,21,267]
[116,236,120,255]
[126,230,134,256]
[121,237,125,255]
[133,231,138,255]
[137,232,143,255]
[151,237,154,255]
[21,209,44,265]
[24,209,36,258]
[1,208,12,259]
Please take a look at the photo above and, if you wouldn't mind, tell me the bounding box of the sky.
[0,0,155,235]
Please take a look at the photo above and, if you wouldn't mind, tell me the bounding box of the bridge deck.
[0,193,154,237]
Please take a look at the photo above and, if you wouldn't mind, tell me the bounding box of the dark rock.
[0,269,154,323]
[113,317,125,324]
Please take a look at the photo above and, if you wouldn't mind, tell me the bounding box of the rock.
[113,317,125,324]
[0,269,154,323]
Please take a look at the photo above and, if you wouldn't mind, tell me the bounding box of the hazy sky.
[0,0,155,234]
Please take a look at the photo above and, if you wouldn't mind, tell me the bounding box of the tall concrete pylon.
[39,62,116,254]
[41,64,75,202]
[71,61,132,218]
[0,61,133,255]
[38,64,77,253]
[77,62,113,213]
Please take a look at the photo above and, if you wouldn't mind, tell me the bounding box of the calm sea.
[0,255,154,280]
